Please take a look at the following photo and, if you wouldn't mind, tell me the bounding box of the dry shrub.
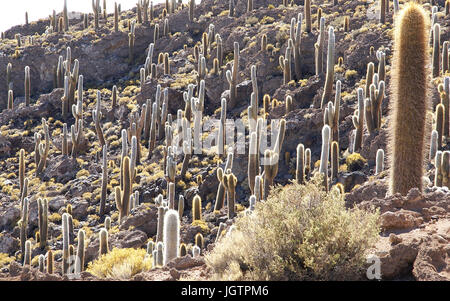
[86,248,152,279]
[205,176,380,280]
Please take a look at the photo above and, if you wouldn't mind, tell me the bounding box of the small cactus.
[99,228,109,256]
[331,141,339,180]
[75,229,85,274]
[23,240,31,266]
[195,233,204,249]
[376,149,385,175]
[192,195,202,221]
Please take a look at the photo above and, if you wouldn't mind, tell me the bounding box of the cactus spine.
[389,2,430,195]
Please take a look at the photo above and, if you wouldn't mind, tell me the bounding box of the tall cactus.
[248,132,258,195]
[319,125,331,191]
[388,2,430,195]
[36,118,50,176]
[115,156,131,223]
[296,144,305,184]
[37,198,48,249]
[432,23,440,78]
[305,0,311,33]
[279,41,292,84]
[100,145,108,216]
[163,210,180,265]
[352,88,365,153]
[20,197,29,256]
[75,229,85,274]
[24,66,30,106]
[19,149,25,198]
[129,20,136,64]
[62,213,70,274]
[93,91,105,146]
[92,0,100,29]
[324,80,341,142]
[223,173,237,219]
[63,0,69,31]
[331,141,339,180]
[290,14,302,80]
[226,42,239,109]
[321,27,335,108]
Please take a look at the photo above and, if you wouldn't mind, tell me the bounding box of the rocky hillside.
[0,0,449,281]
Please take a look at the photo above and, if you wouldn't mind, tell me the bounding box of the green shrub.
[205,176,380,280]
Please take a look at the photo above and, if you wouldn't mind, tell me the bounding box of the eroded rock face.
[119,204,158,236]
[0,233,19,255]
[358,186,450,280]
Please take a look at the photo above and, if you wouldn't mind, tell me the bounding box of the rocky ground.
[0,0,449,281]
